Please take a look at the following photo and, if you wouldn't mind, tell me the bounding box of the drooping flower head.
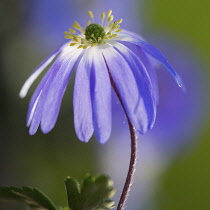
[20,10,183,144]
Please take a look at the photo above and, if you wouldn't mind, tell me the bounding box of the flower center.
[84,23,106,43]
[64,10,123,49]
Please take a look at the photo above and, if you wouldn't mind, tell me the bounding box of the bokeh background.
[0,0,209,209]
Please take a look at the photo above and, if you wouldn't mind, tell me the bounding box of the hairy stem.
[116,119,137,210]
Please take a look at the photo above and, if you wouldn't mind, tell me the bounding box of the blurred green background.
[0,0,210,209]
[146,0,210,209]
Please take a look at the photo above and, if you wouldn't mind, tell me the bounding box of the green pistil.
[85,23,105,43]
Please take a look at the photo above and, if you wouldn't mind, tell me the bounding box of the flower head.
[20,10,183,144]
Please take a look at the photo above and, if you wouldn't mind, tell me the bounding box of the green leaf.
[65,177,80,210]
[65,174,115,210]
[0,186,58,210]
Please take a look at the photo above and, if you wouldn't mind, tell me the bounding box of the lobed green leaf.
[65,174,115,210]
[0,186,57,210]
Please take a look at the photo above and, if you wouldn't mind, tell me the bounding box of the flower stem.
[116,120,137,210]
[103,58,138,210]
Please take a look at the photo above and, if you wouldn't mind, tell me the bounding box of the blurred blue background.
[0,0,209,209]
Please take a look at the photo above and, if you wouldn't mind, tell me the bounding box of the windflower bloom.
[20,10,182,143]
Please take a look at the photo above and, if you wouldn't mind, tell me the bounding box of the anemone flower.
[20,10,183,209]
[20,10,182,143]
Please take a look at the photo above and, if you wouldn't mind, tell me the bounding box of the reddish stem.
[117,120,137,210]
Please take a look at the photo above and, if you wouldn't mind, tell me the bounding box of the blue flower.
[20,10,182,144]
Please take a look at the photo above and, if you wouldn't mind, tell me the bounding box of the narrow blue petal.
[112,41,157,129]
[27,46,79,134]
[102,45,148,134]
[136,40,183,87]
[27,73,49,128]
[27,57,63,127]
[90,47,112,144]
[115,35,183,88]
[28,60,61,135]
[137,48,159,105]
[19,42,69,98]
[26,64,53,127]
[40,49,83,133]
[73,48,94,142]
[118,41,159,105]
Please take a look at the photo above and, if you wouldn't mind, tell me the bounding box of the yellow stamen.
[111,34,117,38]
[88,11,94,18]
[116,19,123,24]
[70,43,78,46]
[64,35,74,39]
[87,20,91,25]
[113,25,120,30]
[101,12,105,20]
[64,31,71,35]
[116,29,123,32]
[71,24,80,30]
[107,10,112,17]
[72,38,79,42]
[69,28,76,33]
[109,23,114,29]
[74,21,81,27]
[108,15,114,23]
[77,45,83,49]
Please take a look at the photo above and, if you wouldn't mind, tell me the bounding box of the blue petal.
[26,64,52,127]
[28,60,62,135]
[27,46,81,135]
[115,35,183,88]
[90,47,112,144]
[40,49,83,133]
[112,41,157,129]
[73,48,94,142]
[19,42,69,98]
[102,45,149,134]
[118,41,159,105]
[136,48,159,104]
[138,40,183,87]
